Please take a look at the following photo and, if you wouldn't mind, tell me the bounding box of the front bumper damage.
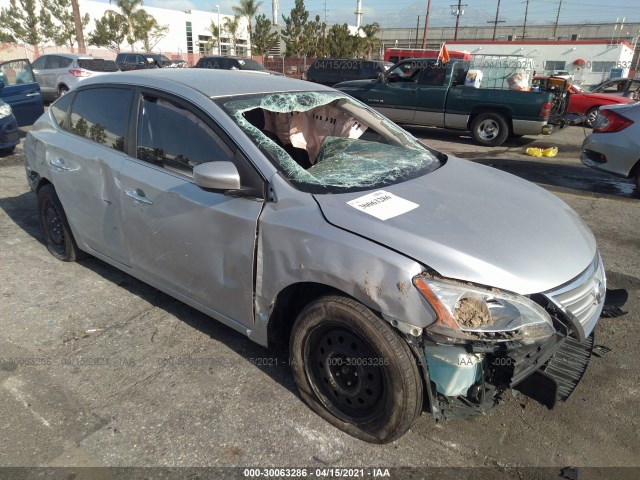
[416,254,604,419]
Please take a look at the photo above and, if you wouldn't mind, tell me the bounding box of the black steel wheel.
[290,295,423,443]
[37,184,83,261]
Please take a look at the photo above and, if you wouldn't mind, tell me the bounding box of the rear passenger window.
[50,93,74,128]
[69,88,132,151]
[136,94,233,177]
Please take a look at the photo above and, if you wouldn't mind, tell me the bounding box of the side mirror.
[193,161,241,191]
[0,80,4,89]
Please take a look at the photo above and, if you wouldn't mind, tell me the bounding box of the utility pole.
[488,0,505,41]
[71,0,86,54]
[522,0,529,40]
[421,0,431,49]
[415,15,420,48]
[552,0,563,39]
[451,1,465,41]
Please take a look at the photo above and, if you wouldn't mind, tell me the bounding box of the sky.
[127,0,640,30]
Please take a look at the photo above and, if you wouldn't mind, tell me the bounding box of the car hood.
[313,156,596,295]
[581,92,630,103]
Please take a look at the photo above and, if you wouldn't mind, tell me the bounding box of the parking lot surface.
[0,126,639,474]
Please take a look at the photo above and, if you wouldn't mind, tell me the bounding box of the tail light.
[593,109,633,133]
[540,101,552,119]
[68,69,92,78]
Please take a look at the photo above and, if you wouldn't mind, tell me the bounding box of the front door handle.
[125,189,153,205]
[26,92,41,97]
[50,157,70,171]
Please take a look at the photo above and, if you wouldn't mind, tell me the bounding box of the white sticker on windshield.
[347,190,419,221]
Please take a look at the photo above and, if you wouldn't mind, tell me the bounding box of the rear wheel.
[57,85,69,98]
[37,184,84,261]
[290,295,423,443]
[470,112,510,146]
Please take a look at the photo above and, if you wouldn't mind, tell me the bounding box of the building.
[0,0,250,64]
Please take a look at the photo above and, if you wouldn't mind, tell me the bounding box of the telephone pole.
[71,0,86,53]
[488,0,505,41]
[552,0,563,39]
[421,0,431,49]
[451,1,466,41]
[522,0,529,40]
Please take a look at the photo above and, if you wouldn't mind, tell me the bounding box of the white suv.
[31,54,119,101]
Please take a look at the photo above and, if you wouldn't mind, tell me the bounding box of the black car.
[115,53,178,71]
[304,59,393,86]
[193,56,269,72]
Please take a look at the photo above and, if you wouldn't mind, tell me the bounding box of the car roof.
[77,69,334,98]
[41,53,104,60]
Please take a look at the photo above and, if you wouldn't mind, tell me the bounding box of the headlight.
[414,276,555,344]
[0,103,12,120]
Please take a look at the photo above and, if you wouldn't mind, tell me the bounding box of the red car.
[533,76,632,127]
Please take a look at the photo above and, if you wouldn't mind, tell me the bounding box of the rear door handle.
[125,189,153,205]
[49,157,70,171]
[26,92,41,97]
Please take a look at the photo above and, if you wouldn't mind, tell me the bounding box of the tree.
[89,123,107,144]
[232,0,262,56]
[41,0,90,51]
[327,23,357,58]
[110,0,144,49]
[359,23,379,59]
[251,14,278,57]
[0,0,53,56]
[281,0,309,58]
[223,16,240,55]
[204,20,220,53]
[133,10,169,51]
[88,10,127,52]
[303,15,326,57]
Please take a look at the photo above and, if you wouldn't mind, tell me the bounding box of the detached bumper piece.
[516,333,594,408]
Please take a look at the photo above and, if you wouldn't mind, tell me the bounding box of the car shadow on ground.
[0,191,300,397]
[473,158,639,199]
[404,126,542,149]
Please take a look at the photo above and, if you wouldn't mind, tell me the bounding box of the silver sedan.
[25,69,605,443]
[581,102,640,191]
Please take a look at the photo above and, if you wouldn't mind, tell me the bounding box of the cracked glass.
[219,91,441,193]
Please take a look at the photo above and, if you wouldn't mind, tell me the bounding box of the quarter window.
[136,94,233,177]
[69,87,132,151]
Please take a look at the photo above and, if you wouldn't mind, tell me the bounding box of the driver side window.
[388,62,421,82]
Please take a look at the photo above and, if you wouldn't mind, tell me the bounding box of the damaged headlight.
[0,102,12,120]
[414,276,555,344]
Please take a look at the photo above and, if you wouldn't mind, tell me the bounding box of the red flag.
[439,43,451,64]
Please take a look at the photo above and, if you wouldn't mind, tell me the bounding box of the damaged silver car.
[24,70,605,443]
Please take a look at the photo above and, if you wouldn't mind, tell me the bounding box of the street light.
[215,4,221,55]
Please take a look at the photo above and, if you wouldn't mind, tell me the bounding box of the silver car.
[581,102,640,191]
[31,53,119,101]
[24,70,605,443]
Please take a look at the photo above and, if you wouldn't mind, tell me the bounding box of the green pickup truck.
[334,58,568,146]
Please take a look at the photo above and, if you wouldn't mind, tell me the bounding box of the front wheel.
[470,112,510,146]
[290,295,423,443]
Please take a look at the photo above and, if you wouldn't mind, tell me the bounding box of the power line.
[552,0,563,38]
[488,0,505,40]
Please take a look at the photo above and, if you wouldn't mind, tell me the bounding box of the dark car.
[0,99,19,153]
[193,56,271,73]
[115,52,173,71]
[305,59,393,86]
[0,59,44,127]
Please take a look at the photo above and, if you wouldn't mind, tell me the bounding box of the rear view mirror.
[193,161,241,191]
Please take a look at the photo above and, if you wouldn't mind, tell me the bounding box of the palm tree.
[205,20,219,53]
[109,0,144,49]
[232,0,262,55]
[224,15,240,55]
[360,22,380,60]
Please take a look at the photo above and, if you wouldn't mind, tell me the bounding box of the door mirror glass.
[193,161,241,191]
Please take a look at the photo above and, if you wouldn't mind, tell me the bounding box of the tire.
[37,184,84,262]
[289,295,423,443]
[470,112,510,146]
[635,169,640,192]
[585,107,600,128]
[57,85,69,98]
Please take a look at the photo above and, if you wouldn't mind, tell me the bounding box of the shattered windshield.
[219,91,442,193]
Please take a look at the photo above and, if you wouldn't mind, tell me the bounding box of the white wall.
[448,41,635,86]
